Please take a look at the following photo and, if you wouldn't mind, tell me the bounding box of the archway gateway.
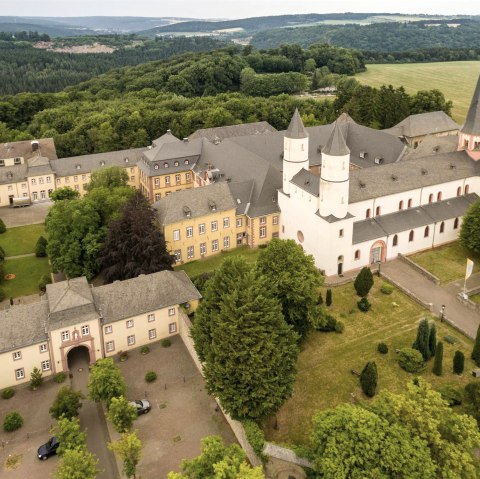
[67,345,91,372]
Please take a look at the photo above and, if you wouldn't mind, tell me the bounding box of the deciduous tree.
[85,165,129,191]
[55,448,99,479]
[88,358,126,406]
[108,431,142,479]
[50,187,80,202]
[460,200,480,254]
[107,396,137,433]
[51,416,86,456]
[50,387,83,419]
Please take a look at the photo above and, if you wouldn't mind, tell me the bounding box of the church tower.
[282,108,309,195]
[458,75,480,161]
[319,121,350,218]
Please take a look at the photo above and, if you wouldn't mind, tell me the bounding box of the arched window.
[393,234,398,246]
[409,230,414,242]
[457,186,462,196]
[376,206,381,216]
[408,199,413,208]
[454,218,459,229]
[428,193,433,203]
[440,221,445,233]
[366,209,371,218]
[398,200,404,210]
[354,250,360,260]
[437,192,442,201]
[465,184,470,194]
[424,226,429,237]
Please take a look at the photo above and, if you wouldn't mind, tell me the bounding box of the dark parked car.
[130,399,151,415]
[37,437,59,460]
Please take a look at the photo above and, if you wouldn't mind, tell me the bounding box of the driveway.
[0,202,51,228]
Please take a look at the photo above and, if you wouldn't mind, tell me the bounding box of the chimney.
[31,140,39,152]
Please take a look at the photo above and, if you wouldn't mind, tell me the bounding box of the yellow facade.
[140,169,194,203]
[28,173,55,201]
[246,213,280,247]
[0,180,28,206]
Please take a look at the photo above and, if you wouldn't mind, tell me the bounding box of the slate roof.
[51,147,146,177]
[190,121,277,142]
[286,108,308,139]
[0,164,27,185]
[352,193,478,244]
[154,182,237,225]
[462,75,480,136]
[0,301,49,353]
[291,169,319,197]
[152,130,181,148]
[93,271,201,324]
[228,180,255,215]
[0,138,57,161]
[384,111,459,138]
[322,121,350,156]
[401,135,458,161]
[27,156,54,176]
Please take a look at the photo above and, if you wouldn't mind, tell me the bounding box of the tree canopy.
[55,448,99,479]
[87,358,126,406]
[108,431,142,479]
[460,200,480,254]
[49,386,83,419]
[85,165,129,191]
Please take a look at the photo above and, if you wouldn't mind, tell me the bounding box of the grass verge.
[2,256,51,298]
[0,224,46,257]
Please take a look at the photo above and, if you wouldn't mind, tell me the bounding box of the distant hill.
[0,20,97,37]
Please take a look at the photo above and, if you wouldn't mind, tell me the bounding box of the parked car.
[37,437,59,460]
[130,399,151,415]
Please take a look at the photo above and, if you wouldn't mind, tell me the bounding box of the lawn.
[174,246,261,277]
[0,224,47,257]
[409,242,480,284]
[263,278,475,446]
[355,61,480,123]
[1,256,51,298]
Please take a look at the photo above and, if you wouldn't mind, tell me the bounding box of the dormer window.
[183,206,191,218]
[164,162,169,168]
[359,151,368,159]
[184,159,189,165]
[209,200,216,211]
[76,164,81,170]
[124,157,129,163]
[154,164,159,170]
[174,161,179,166]
[100,161,105,166]
[374,157,383,165]
[14,157,21,165]
[0,160,4,167]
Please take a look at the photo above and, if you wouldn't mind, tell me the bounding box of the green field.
[2,256,51,298]
[356,61,480,123]
[0,224,47,257]
[263,278,474,445]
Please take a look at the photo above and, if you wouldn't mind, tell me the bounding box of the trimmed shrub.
[0,218,6,234]
[357,297,371,312]
[326,289,332,306]
[316,315,337,332]
[1,388,15,400]
[432,341,443,376]
[161,338,171,348]
[380,283,394,295]
[53,372,66,383]
[38,274,52,292]
[428,322,437,358]
[3,411,23,432]
[0,245,5,261]
[30,366,43,389]
[35,236,48,257]
[360,361,378,397]
[140,345,150,355]
[318,291,323,305]
[444,335,457,345]
[453,351,465,375]
[354,267,374,297]
[397,348,425,373]
[412,319,431,361]
[145,371,157,383]
[437,384,463,406]
[334,321,345,334]
[243,420,266,460]
[472,323,480,367]
[377,343,389,354]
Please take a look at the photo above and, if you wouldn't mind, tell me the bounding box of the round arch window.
[297,231,304,243]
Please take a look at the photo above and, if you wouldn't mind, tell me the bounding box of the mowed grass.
[263,278,475,446]
[410,242,480,284]
[174,246,261,277]
[0,224,46,256]
[356,61,480,123]
[2,256,51,298]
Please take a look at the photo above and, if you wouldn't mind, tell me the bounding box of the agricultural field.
[356,61,480,123]
[263,278,475,445]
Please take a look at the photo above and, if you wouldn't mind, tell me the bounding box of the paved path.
[382,259,480,339]
[0,202,51,227]
[5,252,35,260]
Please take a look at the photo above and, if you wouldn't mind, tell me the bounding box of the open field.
[2,257,51,298]
[263,278,475,445]
[356,61,480,123]
[0,224,46,257]
[410,242,480,284]
[174,246,261,277]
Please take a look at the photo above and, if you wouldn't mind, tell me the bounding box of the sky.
[1,0,478,19]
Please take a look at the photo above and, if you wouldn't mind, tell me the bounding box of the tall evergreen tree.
[428,321,437,358]
[433,341,443,376]
[360,361,378,398]
[412,319,431,361]
[100,191,174,283]
[453,351,465,375]
[354,267,374,297]
[326,288,332,306]
[472,323,480,367]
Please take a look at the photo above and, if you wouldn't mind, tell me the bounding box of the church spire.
[322,121,350,156]
[462,75,480,136]
[286,108,308,139]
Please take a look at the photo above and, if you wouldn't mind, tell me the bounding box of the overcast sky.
[2,1,478,19]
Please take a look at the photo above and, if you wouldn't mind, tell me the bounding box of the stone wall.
[398,253,441,285]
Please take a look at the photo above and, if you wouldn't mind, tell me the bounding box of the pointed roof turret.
[322,121,350,156]
[285,108,308,139]
[462,75,480,135]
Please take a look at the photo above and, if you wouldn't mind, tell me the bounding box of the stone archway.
[67,345,91,372]
[370,240,386,265]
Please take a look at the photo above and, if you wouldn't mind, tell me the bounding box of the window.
[354,250,360,260]
[465,184,470,194]
[154,178,160,187]
[428,193,433,203]
[169,323,177,334]
[126,319,134,328]
[155,193,161,201]
[106,341,115,352]
[46,176,51,183]
[273,216,279,225]
[236,218,242,227]
[224,236,230,249]
[424,226,430,237]
[41,360,50,371]
[74,185,79,191]
[168,307,176,316]
[199,223,205,234]
[174,250,182,262]
[61,331,70,342]
[186,172,191,181]
[15,368,25,380]
[22,183,26,189]
[454,218,459,229]
[165,176,170,185]
[174,161,179,166]
[339,229,344,238]
[237,233,243,245]
[223,217,230,228]
[12,351,21,361]
[187,246,195,259]
[393,234,398,246]
[375,206,381,216]
[105,325,112,334]
[398,200,404,210]
[173,229,180,241]
[260,226,267,238]
[366,209,371,218]
[409,230,414,242]
[148,313,155,322]
[40,344,48,353]
[127,335,135,346]
[130,176,135,182]
[65,177,70,184]
[457,186,462,196]
[82,175,87,181]
[186,226,193,238]
[200,242,207,255]
[33,192,38,200]
[175,174,181,184]
[260,216,266,225]
[437,192,442,201]
[212,239,219,252]
[148,329,157,340]
[81,325,89,336]
[39,177,44,184]
[211,220,218,232]
[185,159,189,165]
[408,199,413,208]
[74,176,78,182]
[31,178,36,185]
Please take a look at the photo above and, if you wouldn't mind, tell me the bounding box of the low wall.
[398,254,440,285]
[457,291,480,313]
